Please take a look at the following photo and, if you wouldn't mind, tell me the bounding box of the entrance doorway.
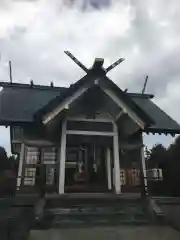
[65,135,113,193]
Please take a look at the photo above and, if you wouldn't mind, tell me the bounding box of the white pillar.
[141,143,148,195]
[106,147,112,190]
[113,123,121,194]
[17,143,25,189]
[58,119,67,194]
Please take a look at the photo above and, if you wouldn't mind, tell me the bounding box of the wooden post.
[17,143,25,189]
[140,143,148,196]
[84,146,88,184]
[106,147,112,191]
[58,119,67,194]
[113,123,121,194]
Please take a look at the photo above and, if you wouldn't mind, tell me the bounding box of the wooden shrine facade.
[0,55,180,195]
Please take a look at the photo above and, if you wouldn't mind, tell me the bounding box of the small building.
[0,55,180,195]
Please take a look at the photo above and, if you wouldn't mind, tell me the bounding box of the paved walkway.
[30,226,180,240]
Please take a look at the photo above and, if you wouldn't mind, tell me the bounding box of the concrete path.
[30,226,180,240]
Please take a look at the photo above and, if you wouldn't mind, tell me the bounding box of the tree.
[0,146,9,173]
[146,136,180,196]
[164,135,180,196]
[0,146,16,197]
[8,155,18,174]
[147,144,167,169]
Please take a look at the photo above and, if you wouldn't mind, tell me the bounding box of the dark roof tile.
[132,97,180,133]
[0,85,65,123]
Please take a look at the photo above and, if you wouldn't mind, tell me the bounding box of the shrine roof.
[0,81,179,135]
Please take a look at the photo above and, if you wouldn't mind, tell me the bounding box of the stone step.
[34,196,170,229]
[50,215,150,228]
[33,194,163,229]
[51,213,147,221]
[45,193,142,208]
[46,206,143,215]
[40,204,150,229]
[40,213,150,229]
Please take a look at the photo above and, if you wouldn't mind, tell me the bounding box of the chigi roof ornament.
[64,50,125,75]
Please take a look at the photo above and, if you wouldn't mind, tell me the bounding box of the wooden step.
[45,193,142,208]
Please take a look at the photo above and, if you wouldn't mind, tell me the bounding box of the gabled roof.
[0,81,180,135]
[35,73,154,127]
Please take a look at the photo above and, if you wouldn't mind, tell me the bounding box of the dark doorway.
[65,135,112,193]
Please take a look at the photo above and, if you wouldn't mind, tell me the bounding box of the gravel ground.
[29,226,180,240]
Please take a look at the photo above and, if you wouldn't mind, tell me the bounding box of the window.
[42,147,56,164]
[113,168,127,186]
[24,168,36,186]
[25,147,39,164]
[124,169,140,186]
[147,168,163,181]
[42,147,57,185]
[120,169,126,185]
[46,166,55,185]
[23,147,57,187]
[12,127,23,140]
[131,169,140,186]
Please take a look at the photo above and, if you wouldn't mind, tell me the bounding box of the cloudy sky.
[0,0,180,153]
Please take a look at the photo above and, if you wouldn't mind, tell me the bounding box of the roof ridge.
[127,92,154,99]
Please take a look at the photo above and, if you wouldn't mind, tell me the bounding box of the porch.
[16,132,145,196]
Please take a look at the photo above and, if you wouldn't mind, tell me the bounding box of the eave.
[0,81,65,91]
[0,120,35,127]
[144,127,180,136]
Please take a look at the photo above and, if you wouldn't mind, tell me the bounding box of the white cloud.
[155,79,180,122]
[0,0,134,86]
[0,0,180,151]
